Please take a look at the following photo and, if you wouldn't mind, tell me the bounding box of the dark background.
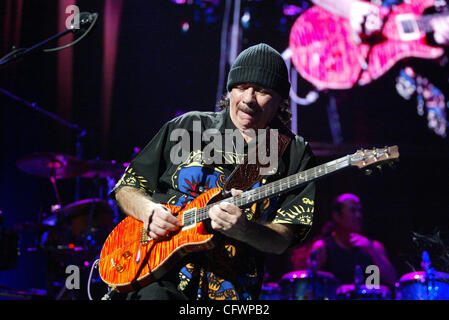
[1,0,448,298]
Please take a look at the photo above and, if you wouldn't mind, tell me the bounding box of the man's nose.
[242,87,256,103]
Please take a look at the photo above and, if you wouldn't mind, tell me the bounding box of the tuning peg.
[376,165,383,172]
[388,160,399,169]
[364,168,372,175]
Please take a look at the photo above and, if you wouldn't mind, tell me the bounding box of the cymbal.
[57,198,113,218]
[16,153,88,179]
[81,159,124,179]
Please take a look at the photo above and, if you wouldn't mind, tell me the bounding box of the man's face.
[334,199,363,234]
[229,83,282,133]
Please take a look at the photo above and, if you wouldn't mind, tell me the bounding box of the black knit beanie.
[226,43,290,99]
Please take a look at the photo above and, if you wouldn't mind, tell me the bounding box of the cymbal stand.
[75,131,87,202]
[106,176,120,225]
[49,176,62,210]
[83,201,96,250]
[309,251,318,299]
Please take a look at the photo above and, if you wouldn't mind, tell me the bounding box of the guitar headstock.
[350,145,399,171]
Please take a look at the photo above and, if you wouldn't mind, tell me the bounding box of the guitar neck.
[418,12,449,33]
[194,155,352,223]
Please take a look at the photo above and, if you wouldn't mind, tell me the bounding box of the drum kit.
[260,262,449,300]
[0,152,126,299]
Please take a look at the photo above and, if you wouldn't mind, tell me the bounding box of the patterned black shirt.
[111,107,316,300]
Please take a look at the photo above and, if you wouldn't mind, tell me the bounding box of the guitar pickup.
[181,208,197,231]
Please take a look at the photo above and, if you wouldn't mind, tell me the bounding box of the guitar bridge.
[140,227,152,244]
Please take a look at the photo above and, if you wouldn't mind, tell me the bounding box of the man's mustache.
[237,104,259,115]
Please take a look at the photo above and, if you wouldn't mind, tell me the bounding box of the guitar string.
[192,156,351,222]
[99,155,341,269]
[98,158,344,263]
[192,153,394,222]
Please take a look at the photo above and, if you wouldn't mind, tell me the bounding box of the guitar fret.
[418,13,449,33]
[194,155,351,224]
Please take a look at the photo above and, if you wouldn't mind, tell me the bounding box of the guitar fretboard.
[183,155,351,225]
[417,12,449,33]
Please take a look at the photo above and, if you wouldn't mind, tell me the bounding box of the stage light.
[171,0,189,4]
[241,11,251,29]
[181,21,190,33]
[283,4,303,16]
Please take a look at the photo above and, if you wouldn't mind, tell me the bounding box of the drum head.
[259,282,283,300]
[395,271,449,300]
[279,270,339,300]
[337,284,392,300]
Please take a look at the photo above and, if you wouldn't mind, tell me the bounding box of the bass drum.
[395,271,449,300]
[337,284,392,300]
[279,270,339,300]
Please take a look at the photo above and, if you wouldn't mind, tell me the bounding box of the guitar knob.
[123,251,132,260]
[114,263,124,273]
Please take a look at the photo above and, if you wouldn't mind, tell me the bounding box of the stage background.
[1,0,448,298]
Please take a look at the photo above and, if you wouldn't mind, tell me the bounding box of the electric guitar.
[98,146,399,293]
[289,0,447,90]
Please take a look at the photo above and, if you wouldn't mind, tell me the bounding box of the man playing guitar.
[109,43,316,300]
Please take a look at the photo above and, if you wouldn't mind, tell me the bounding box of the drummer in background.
[307,193,397,287]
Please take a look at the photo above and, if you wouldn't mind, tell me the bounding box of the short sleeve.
[271,139,316,243]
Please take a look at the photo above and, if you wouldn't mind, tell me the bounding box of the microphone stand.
[354,265,363,300]
[421,251,436,300]
[0,29,72,71]
[309,251,318,300]
[0,87,92,203]
[0,12,98,70]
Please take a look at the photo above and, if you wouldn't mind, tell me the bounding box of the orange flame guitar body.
[99,187,222,293]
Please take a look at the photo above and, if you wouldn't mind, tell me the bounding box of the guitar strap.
[223,118,292,192]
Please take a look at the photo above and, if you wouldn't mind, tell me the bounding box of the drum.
[279,270,339,300]
[336,284,392,300]
[0,227,20,270]
[259,282,283,300]
[40,199,114,251]
[395,271,449,300]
